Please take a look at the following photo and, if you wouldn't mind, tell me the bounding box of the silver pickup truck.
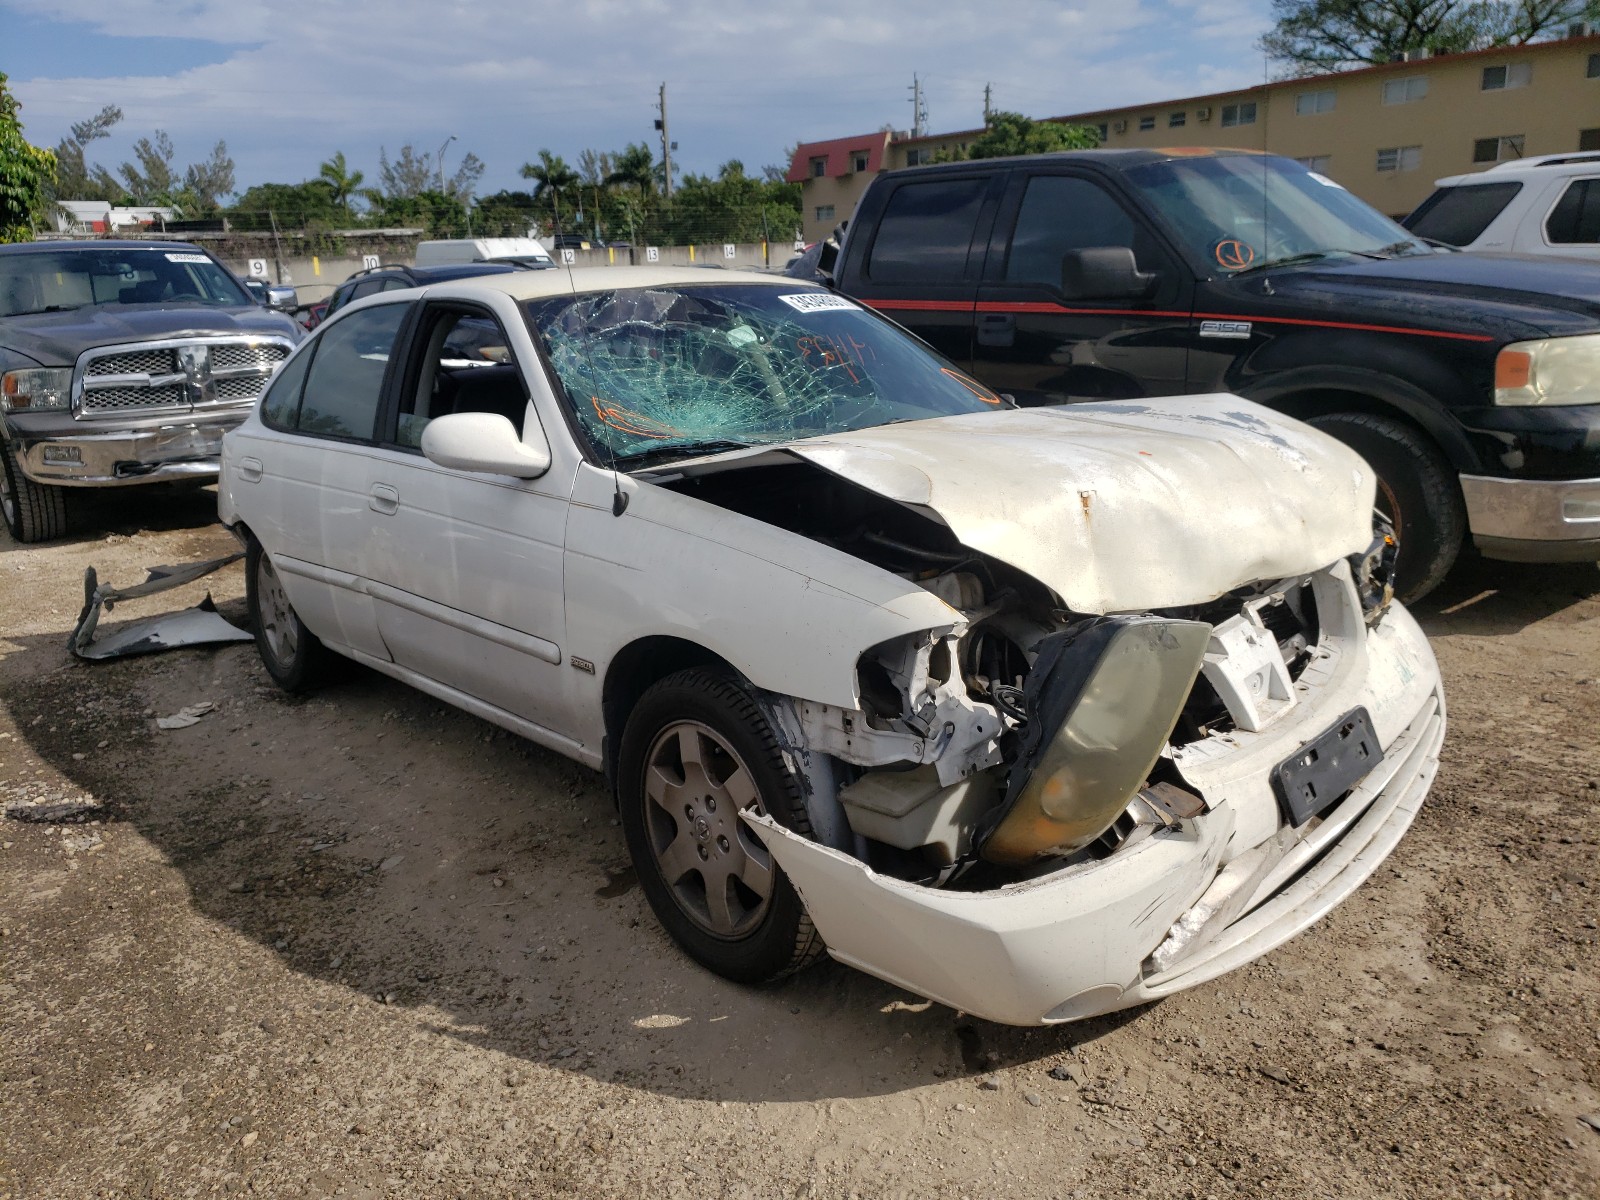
[0,239,302,542]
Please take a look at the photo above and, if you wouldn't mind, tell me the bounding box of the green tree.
[960,111,1100,161]
[317,151,365,217]
[473,189,539,236]
[51,104,121,201]
[519,150,580,230]
[181,140,235,213]
[228,180,341,230]
[1262,0,1598,75]
[0,73,57,241]
[604,142,657,196]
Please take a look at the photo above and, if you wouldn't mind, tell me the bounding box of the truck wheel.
[0,440,70,544]
[1308,412,1464,602]
[617,668,825,984]
[245,535,334,692]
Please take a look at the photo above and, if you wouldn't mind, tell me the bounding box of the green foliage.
[317,151,364,215]
[519,150,581,226]
[1262,0,1599,75]
[474,190,539,236]
[0,73,57,242]
[960,111,1101,161]
[364,189,469,237]
[228,180,341,229]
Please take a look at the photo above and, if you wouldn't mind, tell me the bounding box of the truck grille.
[75,338,293,418]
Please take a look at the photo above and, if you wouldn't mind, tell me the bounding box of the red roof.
[786,134,890,183]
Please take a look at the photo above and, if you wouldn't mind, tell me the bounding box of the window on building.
[1220,102,1257,127]
[1295,89,1336,116]
[1404,182,1523,246]
[809,156,827,178]
[1589,52,1600,78]
[1376,145,1422,172]
[1381,76,1428,105]
[1095,123,1108,142]
[904,148,927,167]
[1295,155,1332,172]
[866,178,988,283]
[1481,62,1532,90]
[1472,134,1525,163]
[1138,115,1155,131]
[814,205,836,222]
[1581,128,1600,152]
[1169,111,1187,128]
[1546,178,1600,244]
[851,151,871,173]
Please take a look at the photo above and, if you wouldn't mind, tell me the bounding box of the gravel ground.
[2,490,1598,1199]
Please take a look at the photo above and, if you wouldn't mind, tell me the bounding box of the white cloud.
[7,0,1275,193]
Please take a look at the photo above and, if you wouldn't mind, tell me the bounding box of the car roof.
[0,239,206,255]
[1432,152,1600,188]
[882,147,1271,179]
[423,265,810,302]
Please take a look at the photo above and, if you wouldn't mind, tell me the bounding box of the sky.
[2,0,1277,200]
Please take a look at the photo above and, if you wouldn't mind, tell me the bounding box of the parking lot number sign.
[248,259,268,278]
[723,243,736,260]
[561,248,576,265]
[362,254,380,270]
[645,247,660,263]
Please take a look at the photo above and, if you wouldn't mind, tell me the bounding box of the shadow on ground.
[1411,551,1600,639]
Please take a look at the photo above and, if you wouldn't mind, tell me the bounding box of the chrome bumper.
[1460,473,1600,562]
[9,418,245,487]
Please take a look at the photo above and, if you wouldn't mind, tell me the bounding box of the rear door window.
[866,178,990,282]
[1545,178,1600,244]
[1403,183,1522,245]
[295,302,409,440]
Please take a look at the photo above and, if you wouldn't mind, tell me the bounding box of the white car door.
[239,299,412,661]
[357,296,580,740]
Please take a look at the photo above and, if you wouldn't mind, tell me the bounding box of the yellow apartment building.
[787,32,1600,237]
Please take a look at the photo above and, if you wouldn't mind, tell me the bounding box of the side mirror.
[265,284,299,312]
[420,412,551,479]
[1061,247,1157,301]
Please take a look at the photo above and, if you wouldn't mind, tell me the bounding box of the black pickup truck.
[1,240,302,542]
[819,150,1600,598]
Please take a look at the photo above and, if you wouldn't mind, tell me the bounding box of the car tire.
[245,535,334,692]
[0,439,70,544]
[617,668,825,984]
[1307,412,1465,603]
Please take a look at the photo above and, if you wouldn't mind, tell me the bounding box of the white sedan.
[218,267,1444,1026]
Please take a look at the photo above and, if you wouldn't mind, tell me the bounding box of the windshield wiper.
[1228,250,1350,276]
[6,304,83,316]
[1368,238,1431,258]
[612,438,754,469]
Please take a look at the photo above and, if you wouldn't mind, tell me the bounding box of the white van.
[1403,152,1600,260]
[412,237,555,268]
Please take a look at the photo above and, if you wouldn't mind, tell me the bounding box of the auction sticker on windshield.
[777,293,860,313]
[164,253,211,264]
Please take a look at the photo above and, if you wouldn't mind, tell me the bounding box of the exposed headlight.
[1,368,72,414]
[1494,335,1600,407]
[979,617,1210,865]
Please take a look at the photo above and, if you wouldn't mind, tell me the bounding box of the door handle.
[237,457,263,483]
[369,483,399,515]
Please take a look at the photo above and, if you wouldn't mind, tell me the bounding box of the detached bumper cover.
[747,582,1444,1027]
[1461,473,1600,562]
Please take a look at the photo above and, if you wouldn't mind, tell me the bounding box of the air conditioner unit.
[1112,119,1128,134]
[1195,107,1212,121]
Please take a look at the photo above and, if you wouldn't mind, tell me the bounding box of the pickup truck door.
[845,172,1005,368]
[969,170,1194,405]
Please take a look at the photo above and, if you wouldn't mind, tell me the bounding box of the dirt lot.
[1,492,1598,1200]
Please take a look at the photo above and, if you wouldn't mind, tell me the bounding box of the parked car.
[218,266,1443,1026]
[309,262,529,330]
[1404,152,1600,259]
[822,150,1600,600]
[412,237,555,269]
[0,240,302,543]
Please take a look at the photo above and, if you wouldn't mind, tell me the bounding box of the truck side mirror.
[265,285,299,312]
[1061,247,1157,301]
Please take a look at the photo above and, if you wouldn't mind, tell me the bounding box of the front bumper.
[4,415,246,487]
[1460,474,1600,562]
[749,570,1445,1026]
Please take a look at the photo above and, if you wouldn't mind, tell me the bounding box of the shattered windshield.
[0,249,250,316]
[524,284,1002,463]
[1124,155,1432,276]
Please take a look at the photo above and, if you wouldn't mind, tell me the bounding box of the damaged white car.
[218,267,1444,1026]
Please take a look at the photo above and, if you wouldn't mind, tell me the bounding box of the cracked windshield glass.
[524,283,1002,465]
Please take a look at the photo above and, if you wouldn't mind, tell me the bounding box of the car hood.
[1,305,301,367]
[768,397,1374,614]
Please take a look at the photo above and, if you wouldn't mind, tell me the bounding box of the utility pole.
[655,83,674,200]
[908,74,927,137]
[983,83,993,126]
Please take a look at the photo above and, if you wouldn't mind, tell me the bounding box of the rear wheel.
[617,668,824,983]
[0,440,70,543]
[245,535,333,692]
[1307,412,1464,602]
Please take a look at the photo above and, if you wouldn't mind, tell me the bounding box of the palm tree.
[318,151,364,218]
[604,142,656,197]
[519,150,579,231]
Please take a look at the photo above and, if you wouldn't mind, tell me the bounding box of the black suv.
[309,262,526,328]
[827,150,1600,598]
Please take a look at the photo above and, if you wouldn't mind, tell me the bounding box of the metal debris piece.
[157,702,216,730]
[70,555,252,661]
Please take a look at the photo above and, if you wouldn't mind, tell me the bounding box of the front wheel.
[617,669,824,983]
[1307,412,1465,602]
[245,535,333,692]
[0,440,70,543]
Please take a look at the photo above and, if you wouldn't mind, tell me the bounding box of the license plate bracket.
[1272,706,1380,826]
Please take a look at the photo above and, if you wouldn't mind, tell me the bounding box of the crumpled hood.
[2,305,301,367]
[786,396,1375,613]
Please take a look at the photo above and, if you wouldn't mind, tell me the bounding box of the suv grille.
[76,339,292,418]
